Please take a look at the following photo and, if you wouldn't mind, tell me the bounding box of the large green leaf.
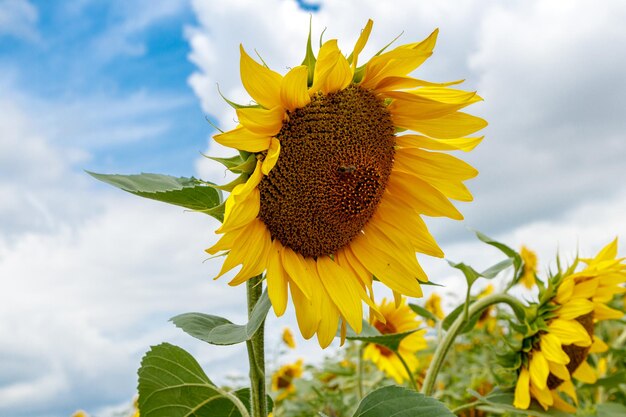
[88,171,222,218]
[345,321,417,352]
[171,290,271,345]
[353,386,454,417]
[138,343,250,417]
[597,403,626,417]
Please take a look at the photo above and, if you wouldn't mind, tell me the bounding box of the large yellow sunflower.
[513,239,626,412]
[207,20,486,347]
[363,298,428,384]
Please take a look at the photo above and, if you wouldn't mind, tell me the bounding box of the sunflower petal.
[280,65,310,111]
[310,40,352,95]
[266,239,289,316]
[529,351,550,390]
[262,137,280,175]
[351,19,373,70]
[556,298,594,320]
[396,134,484,152]
[572,361,597,384]
[290,280,319,339]
[541,333,570,365]
[214,126,272,152]
[237,106,285,136]
[513,367,531,409]
[589,336,609,353]
[393,111,487,139]
[240,45,282,109]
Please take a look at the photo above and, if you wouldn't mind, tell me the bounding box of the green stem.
[421,293,526,396]
[357,343,365,400]
[451,400,483,415]
[396,351,418,391]
[247,275,267,417]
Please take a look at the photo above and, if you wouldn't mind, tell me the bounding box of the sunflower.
[424,292,445,327]
[282,327,296,349]
[513,239,626,412]
[520,246,538,289]
[207,19,486,347]
[271,359,303,401]
[363,297,428,384]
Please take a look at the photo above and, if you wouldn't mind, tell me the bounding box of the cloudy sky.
[1,0,625,416]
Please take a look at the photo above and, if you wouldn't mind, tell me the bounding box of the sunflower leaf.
[344,321,416,352]
[171,290,271,345]
[447,260,482,286]
[474,230,522,271]
[481,258,514,279]
[408,303,439,323]
[353,386,455,417]
[138,343,251,417]
[87,171,223,213]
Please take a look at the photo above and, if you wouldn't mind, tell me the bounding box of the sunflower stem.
[421,293,526,396]
[247,275,267,417]
[396,351,419,391]
[357,343,365,400]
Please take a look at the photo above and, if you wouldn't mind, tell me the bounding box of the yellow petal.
[228,220,272,285]
[556,298,594,320]
[396,134,484,152]
[310,39,352,95]
[373,76,463,93]
[551,391,576,413]
[555,277,575,304]
[348,236,423,297]
[236,106,285,136]
[281,247,313,300]
[217,161,263,234]
[529,351,550,390]
[392,111,487,139]
[213,126,272,152]
[262,138,280,175]
[317,256,363,333]
[387,89,481,120]
[513,367,531,409]
[290,280,319,339]
[351,19,373,70]
[280,65,310,111]
[558,379,578,404]
[387,170,463,219]
[240,45,282,109]
[548,361,571,381]
[571,277,599,299]
[589,336,609,353]
[206,228,238,255]
[541,333,570,365]
[593,302,624,320]
[266,239,288,316]
[547,319,591,346]
[316,286,340,348]
[572,361,597,384]
[530,384,553,410]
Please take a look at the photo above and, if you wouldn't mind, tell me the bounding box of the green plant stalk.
[396,351,419,391]
[421,293,526,396]
[357,343,365,400]
[247,275,267,417]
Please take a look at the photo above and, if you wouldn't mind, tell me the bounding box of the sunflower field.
[85,19,626,417]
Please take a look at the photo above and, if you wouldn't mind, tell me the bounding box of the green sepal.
[496,350,522,370]
[170,289,271,345]
[301,16,317,87]
[217,84,261,109]
[212,174,248,192]
[207,153,257,175]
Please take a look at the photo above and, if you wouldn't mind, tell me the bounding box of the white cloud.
[0,0,39,42]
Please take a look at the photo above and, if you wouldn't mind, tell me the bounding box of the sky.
[1,0,625,416]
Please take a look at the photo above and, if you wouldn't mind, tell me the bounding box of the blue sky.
[1,1,625,416]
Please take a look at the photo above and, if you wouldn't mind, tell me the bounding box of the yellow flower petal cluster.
[424,292,445,327]
[282,327,296,349]
[207,20,486,347]
[514,239,625,412]
[271,359,303,401]
[520,246,538,289]
[363,298,428,384]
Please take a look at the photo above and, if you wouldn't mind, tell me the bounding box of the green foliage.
[171,290,271,345]
[353,386,454,417]
[408,303,439,323]
[87,171,223,219]
[345,321,417,352]
[301,16,316,86]
[138,343,251,417]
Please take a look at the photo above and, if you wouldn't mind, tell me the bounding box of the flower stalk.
[247,275,267,417]
[421,293,526,396]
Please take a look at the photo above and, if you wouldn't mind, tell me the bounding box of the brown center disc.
[258,84,395,258]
